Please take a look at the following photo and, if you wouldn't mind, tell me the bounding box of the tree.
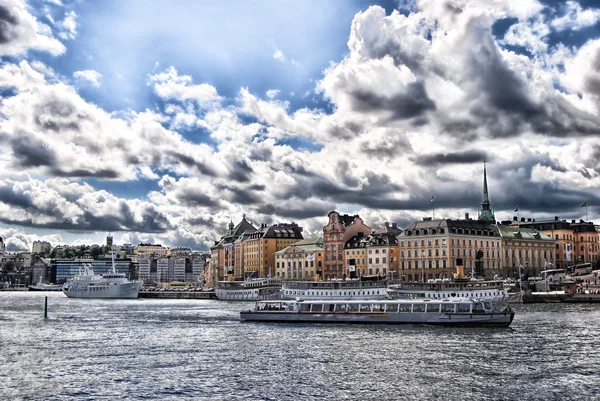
[90,244,102,259]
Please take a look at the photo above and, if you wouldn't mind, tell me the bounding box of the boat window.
[338,304,348,313]
[412,304,425,313]
[398,304,411,313]
[473,302,485,314]
[311,304,323,312]
[426,304,441,313]
[441,304,455,313]
[483,301,492,310]
[326,304,335,312]
[300,303,311,312]
[359,304,371,312]
[347,304,359,312]
[372,304,384,312]
[386,304,399,313]
[457,304,471,313]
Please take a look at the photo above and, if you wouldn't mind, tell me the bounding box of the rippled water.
[1,292,599,400]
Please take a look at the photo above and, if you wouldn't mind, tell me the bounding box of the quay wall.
[138,291,217,299]
[523,293,600,303]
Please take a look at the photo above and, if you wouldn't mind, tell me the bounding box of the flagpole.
[432,195,435,219]
[586,204,588,221]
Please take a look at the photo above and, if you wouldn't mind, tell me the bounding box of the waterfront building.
[192,257,206,283]
[343,233,369,278]
[169,247,192,258]
[243,222,304,278]
[275,237,323,280]
[53,258,132,284]
[322,211,371,279]
[172,258,186,281]
[134,244,168,261]
[502,216,599,269]
[366,233,399,279]
[210,215,257,280]
[496,226,555,278]
[30,256,51,284]
[0,236,4,254]
[32,240,52,255]
[139,259,151,283]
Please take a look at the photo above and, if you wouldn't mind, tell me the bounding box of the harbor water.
[1,292,599,400]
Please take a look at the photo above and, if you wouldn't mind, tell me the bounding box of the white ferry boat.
[240,298,515,327]
[281,279,388,300]
[387,279,513,302]
[215,278,282,301]
[62,256,142,299]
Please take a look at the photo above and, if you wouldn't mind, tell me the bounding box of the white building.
[172,258,186,281]
[32,241,52,255]
[139,259,151,282]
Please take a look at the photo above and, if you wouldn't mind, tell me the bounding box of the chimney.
[521,218,526,222]
[513,216,517,221]
[465,212,470,220]
[572,220,576,224]
[555,216,559,220]
[527,218,532,222]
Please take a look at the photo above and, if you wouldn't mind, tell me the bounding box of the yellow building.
[243,223,304,278]
[506,217,599,270]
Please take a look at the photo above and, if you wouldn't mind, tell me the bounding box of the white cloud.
[73,69,102,87]
[266,89,280,99]
[551,1,600,31]
[148,66,220,106]
[273,49,285,61]
[0,0,65,56]
[58,10,77,40]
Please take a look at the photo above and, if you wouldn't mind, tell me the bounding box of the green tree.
[90,244,102,259]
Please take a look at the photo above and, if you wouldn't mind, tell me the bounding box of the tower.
[478,160,495,222]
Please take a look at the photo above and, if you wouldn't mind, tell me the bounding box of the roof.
[275,237,323,254]
[496,226,554,241]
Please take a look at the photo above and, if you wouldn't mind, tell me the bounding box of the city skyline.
[0,0,599,252]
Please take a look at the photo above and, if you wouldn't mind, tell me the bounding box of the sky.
[0,0,599,252]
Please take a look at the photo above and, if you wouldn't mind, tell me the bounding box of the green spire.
[479,159,495,222]
[228,218,234,232]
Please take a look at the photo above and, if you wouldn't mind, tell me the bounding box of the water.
[1,292,599,400]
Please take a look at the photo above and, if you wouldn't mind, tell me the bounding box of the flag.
[431,195,434,202]
[306,254,315,261]
[514,206,519,212]
[581,202,587,207]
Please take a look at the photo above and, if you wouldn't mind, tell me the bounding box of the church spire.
[479,159,495,222]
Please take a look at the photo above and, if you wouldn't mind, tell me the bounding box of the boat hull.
[28,284,63,291]
[62,281,143,299]
[240,310,514,327]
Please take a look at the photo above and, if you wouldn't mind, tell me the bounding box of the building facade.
[275,237,323,280]
[322,211,371,279]
[32,241,52,255]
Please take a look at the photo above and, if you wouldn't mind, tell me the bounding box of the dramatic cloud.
[0,0,65,55]
[0,1,598,250]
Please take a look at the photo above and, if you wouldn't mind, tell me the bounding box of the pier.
[523,292,600,303]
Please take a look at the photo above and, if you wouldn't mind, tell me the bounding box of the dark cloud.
[51,168,120,179]
[257,203,330,219]
[282,161,317,177]
[360,132,412,159]
[167,151,217,177]
[0,186,35,209]
[215,183,260,205]
[584,50,600,96]
[350,81,436,121]
[414,150,487,166]
[10,133,56,167]
[0,5,18,45]
[35,98,83,132]
[228,158,254,182]
[176,188,219,208]
[327,120,363,140]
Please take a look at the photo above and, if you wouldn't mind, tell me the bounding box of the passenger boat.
[240,298,515,327]
[62,253,142,299]
[387,279,511,302]
[215,278,282,301]
[281,279,388,300]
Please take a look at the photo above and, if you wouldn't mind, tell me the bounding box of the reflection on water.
[1,292,599,400]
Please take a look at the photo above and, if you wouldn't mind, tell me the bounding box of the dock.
[523,292,600,303]
[138,291,217,299]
